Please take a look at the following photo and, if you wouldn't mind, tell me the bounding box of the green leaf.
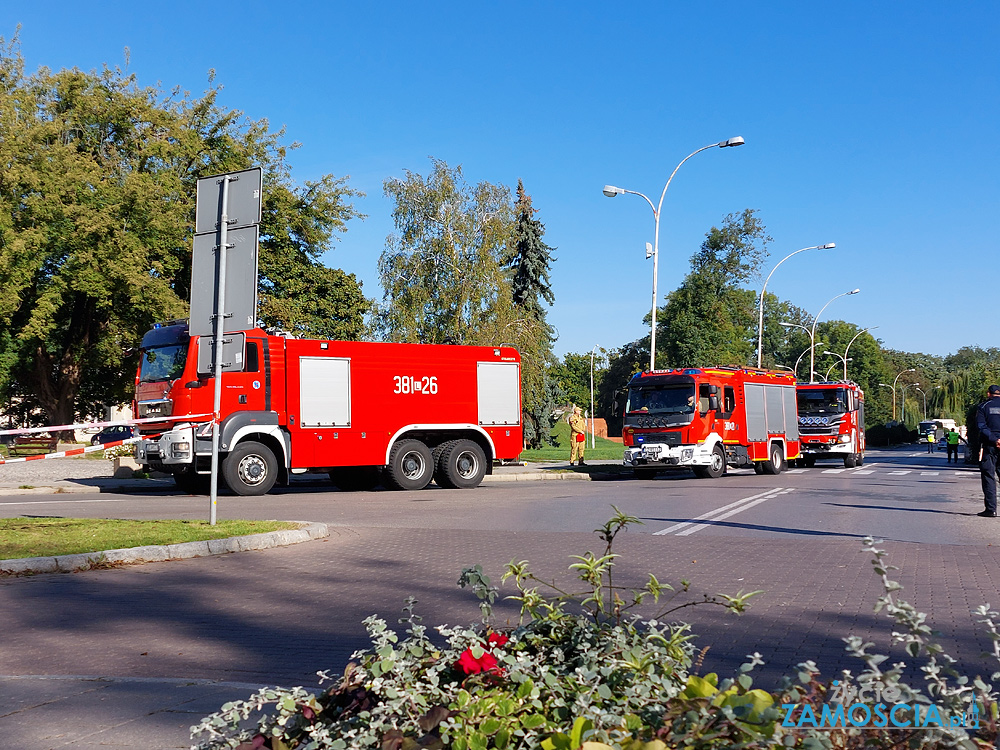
[521,713,548,729]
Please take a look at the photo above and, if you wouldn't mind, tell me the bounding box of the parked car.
[90,425,135,445]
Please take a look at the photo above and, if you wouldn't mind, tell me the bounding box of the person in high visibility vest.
[926,431,936,453]
[946,428,962,463]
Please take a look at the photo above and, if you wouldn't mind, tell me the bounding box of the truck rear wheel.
[385,439,434,491]
[762,443,784,475]
[437,439,487,489]
[223,441,278,496]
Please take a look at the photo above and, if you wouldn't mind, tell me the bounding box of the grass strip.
[519,420,625,462]
[0,517,300,560]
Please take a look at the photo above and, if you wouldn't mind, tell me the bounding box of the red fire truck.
[133,321,523,495]
[795,380,865,468]
[622,367,801,479]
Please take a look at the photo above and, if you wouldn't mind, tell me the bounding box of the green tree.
[0,36,367,430]
[657,209,772,368]
[596,338,648,437]
[377,159,512,345]
[506,180,559,447]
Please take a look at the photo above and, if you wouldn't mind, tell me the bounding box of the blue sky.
[9,3,999,360]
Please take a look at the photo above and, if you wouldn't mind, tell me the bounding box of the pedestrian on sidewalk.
[975,385,1000,518]
[569,406,587,466]
[946,427,962,463]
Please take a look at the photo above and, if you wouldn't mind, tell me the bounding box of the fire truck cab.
[622,367,800,479]
[795,380,865,468]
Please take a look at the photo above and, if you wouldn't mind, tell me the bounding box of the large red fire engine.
[795,380,865,468]
[134,321,523,495]
[622,367,800,478]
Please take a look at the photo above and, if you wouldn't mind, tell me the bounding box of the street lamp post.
[914,386,927,420]
[794,342,826,379]
[603,136,745,372]
[809,289,861,383]
[900,382,919,424]
[590,346,599,450]
[890,368,917,421]
[821,351,852,381]
[841,325,879,381]
[756,243,835,368]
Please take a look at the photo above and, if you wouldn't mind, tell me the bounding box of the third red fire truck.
[133,321,523,495]
[622,367,800,478]
[795,380,865,467]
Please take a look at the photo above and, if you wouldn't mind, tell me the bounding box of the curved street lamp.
[809,289,861,383]
[756,243,835,368]
[603,136,745,371]
[914,386,927,420]
[794,341,826,379]
[887,368,917,421]
[840,325,879,381]
[821,351,852,381]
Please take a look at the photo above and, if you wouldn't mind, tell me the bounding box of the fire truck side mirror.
[708,395,720,412]
[185,380,204,389]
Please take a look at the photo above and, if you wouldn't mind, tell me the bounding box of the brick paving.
[2,527,998,692]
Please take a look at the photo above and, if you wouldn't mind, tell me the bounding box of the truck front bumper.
[137,426,195,468]
[623,444,702,467]
[800,435,852,455]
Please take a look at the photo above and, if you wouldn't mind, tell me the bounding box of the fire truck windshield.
[797,388,847,414]
[627,385,696,414]
[139,345,188,383]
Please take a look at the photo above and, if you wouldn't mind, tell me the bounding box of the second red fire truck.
[622,367,801,478]
[794,380,865,467]
[133,321,523,495]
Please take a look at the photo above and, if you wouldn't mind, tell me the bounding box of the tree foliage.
[0,35,367,428]
[657,209,771,368]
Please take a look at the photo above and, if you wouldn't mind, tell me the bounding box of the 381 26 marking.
[394,375,439,395]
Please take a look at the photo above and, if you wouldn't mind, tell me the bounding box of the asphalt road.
[1,446,997,747]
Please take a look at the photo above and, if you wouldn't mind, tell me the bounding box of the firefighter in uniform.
[569,405,587,466]
[975,385,1000,517]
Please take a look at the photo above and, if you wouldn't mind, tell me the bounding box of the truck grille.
[137,399,172,418]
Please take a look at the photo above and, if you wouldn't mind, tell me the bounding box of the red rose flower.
[456,648,499,675]
[486,632,509,648]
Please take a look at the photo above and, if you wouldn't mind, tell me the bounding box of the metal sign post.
[209,175,233,526]
[192,167,262,526]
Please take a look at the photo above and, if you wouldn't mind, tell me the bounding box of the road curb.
[484,471,593,482]
[0,521,330,576]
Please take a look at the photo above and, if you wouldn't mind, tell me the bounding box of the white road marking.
[676,488,795,536]
[854,470,875,475]
[653,488,786,536]
[920,472,939,476]
[888,470,911,475]
[822,468,847,474]
[786,468,808,474]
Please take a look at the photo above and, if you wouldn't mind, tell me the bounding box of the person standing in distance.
[945,427,962,464]
[975,385,1000,517]
[569,405,587,466]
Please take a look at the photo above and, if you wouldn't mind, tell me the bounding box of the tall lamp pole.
[794,341,826,379]
[890,368,917,421]
[914,386,927,420]
[756,243,835,368]
[841,325,879,381]
[603,136,745,371]
[589,346,599,450]
[809,289,861,383]
[822,351,852,381]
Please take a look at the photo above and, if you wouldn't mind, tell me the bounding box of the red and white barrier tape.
[0,437,142,466]
[0,414,212,438]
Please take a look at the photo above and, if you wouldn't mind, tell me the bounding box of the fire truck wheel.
[762,443,784,475]
[386,439,434,491]
[437,439,487,489]
[695,445,726,479]
[844,453,857,468]
[223,441,278,496]
[753,463,765,474]
[857,452,864,467]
